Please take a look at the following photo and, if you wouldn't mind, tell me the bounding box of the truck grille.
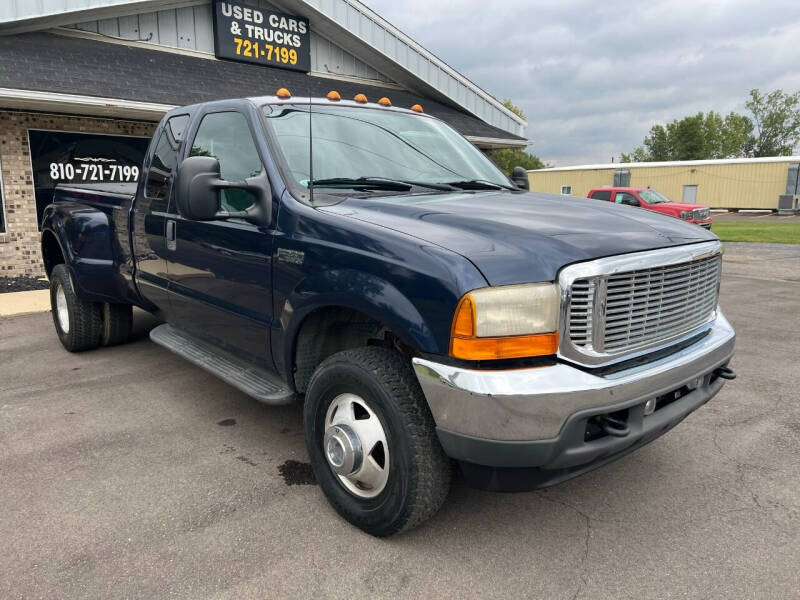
[693,207,710,221]
[562,243,722,365]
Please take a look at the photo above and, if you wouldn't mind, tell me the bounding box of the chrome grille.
[561,242,722,366]
[567,280,592,347]
[693,207,710,221]
[600,254,721,352]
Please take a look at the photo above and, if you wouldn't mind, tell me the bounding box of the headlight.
[450,283,560,360]
[680,210,692,220]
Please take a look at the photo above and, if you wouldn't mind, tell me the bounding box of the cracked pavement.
[1,242,798,599]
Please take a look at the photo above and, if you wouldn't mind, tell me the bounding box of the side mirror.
[175,156,221,221]
[175,156,271,225]
[511,166,529,190]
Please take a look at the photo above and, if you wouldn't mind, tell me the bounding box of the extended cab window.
[145,114,189,210]
[190,112,263,212]
[590,190,611,201]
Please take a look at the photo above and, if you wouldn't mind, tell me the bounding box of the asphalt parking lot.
[1,243,798,599]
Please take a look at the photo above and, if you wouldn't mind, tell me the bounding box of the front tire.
[49,264,102,352]
[304,347,451,537]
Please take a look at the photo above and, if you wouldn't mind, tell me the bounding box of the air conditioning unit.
[777,194,799,215]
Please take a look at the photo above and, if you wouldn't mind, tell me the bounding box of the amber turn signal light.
[354,93,368,103]
[276,88,291,99]
[411,104,423,113]
[450,333,559,360]
[327,90,341,101]
[378,97,392,106]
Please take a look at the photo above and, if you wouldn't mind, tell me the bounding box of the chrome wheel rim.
[324,393,389,498]
[55,283,70,334]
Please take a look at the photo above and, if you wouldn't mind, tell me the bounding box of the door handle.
[166,219,176,251]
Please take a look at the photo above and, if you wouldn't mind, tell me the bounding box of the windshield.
[638,189,671,204]
[261,104,511,191]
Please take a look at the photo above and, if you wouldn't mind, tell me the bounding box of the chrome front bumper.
[412,310,735,445]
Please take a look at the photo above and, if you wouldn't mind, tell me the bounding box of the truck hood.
[649,202,709,212]
[321,191,717,286]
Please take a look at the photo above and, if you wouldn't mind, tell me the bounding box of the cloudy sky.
[363,0,800,166]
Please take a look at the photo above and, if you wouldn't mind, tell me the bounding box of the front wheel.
[304,347,451,537]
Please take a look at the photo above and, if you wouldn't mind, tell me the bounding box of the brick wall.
[0,111,156,277]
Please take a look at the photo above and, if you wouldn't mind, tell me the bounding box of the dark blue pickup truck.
[40,93,736,536]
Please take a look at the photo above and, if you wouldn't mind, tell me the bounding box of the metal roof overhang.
[0,87,529,149]
[0,88,174,121]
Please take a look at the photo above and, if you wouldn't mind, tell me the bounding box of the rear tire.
[304,346,451,537]
[101,302,133,346]
[49,264,102,352]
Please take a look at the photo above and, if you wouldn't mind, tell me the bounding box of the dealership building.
[0,0,528,277]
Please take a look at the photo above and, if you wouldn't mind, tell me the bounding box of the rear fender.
[40,199,138,305]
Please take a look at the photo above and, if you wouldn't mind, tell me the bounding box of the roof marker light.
[411,104,424,113]
[327,90,341,101]
[276,88,291,99]
[354,93,368,103]
[378,97,392,107]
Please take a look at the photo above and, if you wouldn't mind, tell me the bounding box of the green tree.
[622,110,755,162]
[674,113,709,159]
[502,99,526,120]
[620,146,650,163]
[487,148,545,175]
[487,98,546,175]
[645,125,671,160]
[745,88,800,156]
[719,112,754,157]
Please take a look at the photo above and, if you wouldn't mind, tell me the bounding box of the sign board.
[212,1,311,73]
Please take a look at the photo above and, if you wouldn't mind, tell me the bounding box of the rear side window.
[145,114,190,210]
[589,190,611,201]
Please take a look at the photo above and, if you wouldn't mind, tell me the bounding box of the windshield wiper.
[443,179,515,191]
[309,177,454,191]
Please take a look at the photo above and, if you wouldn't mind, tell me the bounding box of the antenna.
[308,93,314,203]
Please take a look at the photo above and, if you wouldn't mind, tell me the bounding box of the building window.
[561,185,572,195]
[27,130,151,229]
[614,169,631,187]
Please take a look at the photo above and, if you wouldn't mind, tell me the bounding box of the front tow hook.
[595,415,631,438]
[715,366,737,380]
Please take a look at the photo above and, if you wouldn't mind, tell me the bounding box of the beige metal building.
[528,156,800,210]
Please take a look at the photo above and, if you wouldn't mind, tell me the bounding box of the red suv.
[586,187,712,228]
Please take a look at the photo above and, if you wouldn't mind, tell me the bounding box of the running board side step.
[149,324,295,405]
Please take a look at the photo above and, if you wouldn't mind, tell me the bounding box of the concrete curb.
[0,289,51,317]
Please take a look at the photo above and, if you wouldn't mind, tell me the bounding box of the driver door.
[165,108,274,362]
